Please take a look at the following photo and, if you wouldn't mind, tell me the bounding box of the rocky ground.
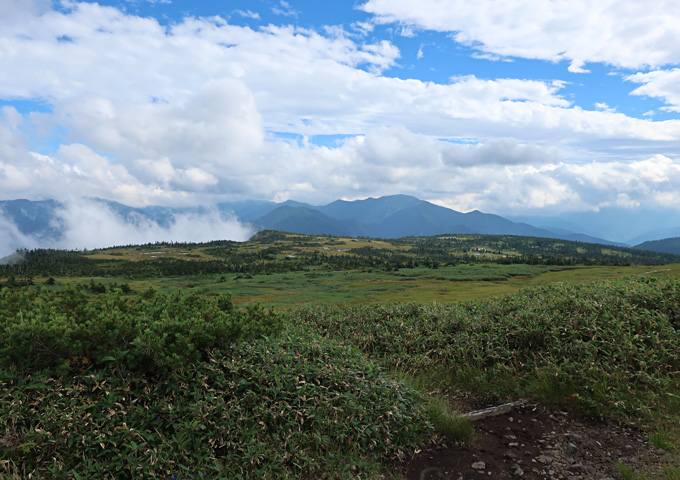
[403,401,677,480]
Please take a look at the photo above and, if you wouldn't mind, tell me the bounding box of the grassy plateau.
[1,232,679,478]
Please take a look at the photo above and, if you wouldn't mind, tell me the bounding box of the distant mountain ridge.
[0,195,645,248]
[223,195,624,244]
[635,237,680,255]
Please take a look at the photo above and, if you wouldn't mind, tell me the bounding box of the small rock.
[567,463,585,473]
[513,467,524,477]
[566,433,583,443]
[536,455,554,464]
[566,443,578,455]
[504,451,519,460]
[472,461,486,470]
[508,442,519,447]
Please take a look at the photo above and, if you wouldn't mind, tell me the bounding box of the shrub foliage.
[0,288,429,478]
[291,276,680,419]
[0,287,280,375]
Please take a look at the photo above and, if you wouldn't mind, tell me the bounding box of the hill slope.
[635,236,680,255]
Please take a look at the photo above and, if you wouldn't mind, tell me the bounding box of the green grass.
[34,262,680,309]
[424,397,474,444]
[617,464,680,480]
[663,466,680,480]
[651,427,678,452]
[617,463,647,480]
[3,239,680,477]
[290,276,680,421]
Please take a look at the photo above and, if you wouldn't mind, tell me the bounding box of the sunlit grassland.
[34,262,680,308]
[4,234,680,479]
[86,245,210,261]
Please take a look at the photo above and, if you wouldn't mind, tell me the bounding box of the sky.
[1,0,680,227]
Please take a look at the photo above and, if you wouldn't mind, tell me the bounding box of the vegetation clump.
[0,289,430,479]
[1,233,679,477]
[291,276,680,421]
[0,287,280,375]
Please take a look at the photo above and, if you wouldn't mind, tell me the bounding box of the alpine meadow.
[2,0,680,478]
[1,232,679,478]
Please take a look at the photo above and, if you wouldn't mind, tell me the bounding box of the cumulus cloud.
[4,1,678,146]
[627,68,680,112]
[1,1,679,222]
[360,0,680,70]
[0,0,50,25]
[57,79,264,171]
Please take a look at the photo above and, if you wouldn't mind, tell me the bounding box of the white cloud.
[2,2,679,148]
[0,0,50,24]
[0,215,44,259]
[627,68,680,112]
[233,10,260,20]
[55,199,253,250]
[0,199,254,258]
[272,1,298,17]
[360,0,680,70]
[1,1,680,221]
[471,52,514,63]
[0,107,28,162]
[594,102,616,113]
[351,21,374,36]
[56,79,264,171]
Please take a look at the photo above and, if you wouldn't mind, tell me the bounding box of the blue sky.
[1,0,680,231]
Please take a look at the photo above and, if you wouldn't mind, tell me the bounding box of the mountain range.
[227,195,623,244]
[1,195,679,254]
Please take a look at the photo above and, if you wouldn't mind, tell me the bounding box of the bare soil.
[403,401,676,480]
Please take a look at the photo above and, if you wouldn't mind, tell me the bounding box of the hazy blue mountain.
[371,203,472,238]
[251,195,612,241]
[543,228,628,247]
[215,200,277,222]
[254,206,357,237]
[318,194,425,224]
[626,227,680,246]
[0,199,64,240]
[509,208,680,244]
[0,195,640,247]
[635,237,680,255]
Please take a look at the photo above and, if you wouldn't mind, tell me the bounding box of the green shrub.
[0,287,281,376]
[0,328,430,479]
[291,276,680,420]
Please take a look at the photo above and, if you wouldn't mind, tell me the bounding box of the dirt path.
[404,402,675,480]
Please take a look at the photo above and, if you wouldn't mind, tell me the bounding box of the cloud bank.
[0,199,254,259]
[0,0,679,236]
